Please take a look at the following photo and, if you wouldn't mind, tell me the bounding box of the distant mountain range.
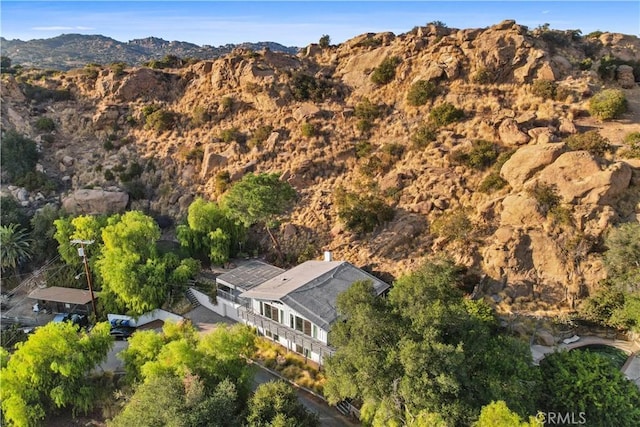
[0,34,300,70]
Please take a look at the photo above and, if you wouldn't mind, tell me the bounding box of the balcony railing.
[238,307,335,360]
[216,288,249,306]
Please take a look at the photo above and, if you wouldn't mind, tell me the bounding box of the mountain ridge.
[0,33,300,70]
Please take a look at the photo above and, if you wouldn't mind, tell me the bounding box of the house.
[187,260,284,322]
[28,286,95,315]
[238,257,390,365]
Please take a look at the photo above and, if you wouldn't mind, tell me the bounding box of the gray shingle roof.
[216,260,284,291]
[241,260,390,330]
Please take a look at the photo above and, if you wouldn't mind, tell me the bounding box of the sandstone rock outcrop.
[62,189,129,215]
[500,143,566,190]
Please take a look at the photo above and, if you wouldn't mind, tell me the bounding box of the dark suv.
[52,313,89,328]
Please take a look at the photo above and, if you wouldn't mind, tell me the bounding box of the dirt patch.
[575,85,640,147]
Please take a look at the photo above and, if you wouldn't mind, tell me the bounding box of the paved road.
[251,366,359,427]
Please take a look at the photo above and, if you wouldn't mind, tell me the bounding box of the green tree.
[30,205,62,264]
[538,350,640,426]
[97,211,164,314]
[246,381,320,427]
[319,34,331,48]
[1,196,29,229]
[222,173,296,260]
[177,197,246,265]
[0,322,112,427]
[325,259,540,425]
[0,224,33,273]
[474,401,542,427]
[0,131,39,183]
[54,214,109,266]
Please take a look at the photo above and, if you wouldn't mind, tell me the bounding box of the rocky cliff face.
[2,20,639,314]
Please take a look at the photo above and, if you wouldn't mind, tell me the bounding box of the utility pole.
[71,239,97,317]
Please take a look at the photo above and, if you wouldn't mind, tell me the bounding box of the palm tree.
[0,223,33,272]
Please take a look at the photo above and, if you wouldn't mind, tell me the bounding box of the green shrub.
[290,72,333,102]
[531,79,557,99]
[0,131,38,183]
[145,109,175,132]
[478,172,507,193]
[214,171,231,195]
[527,182,560,216]
[449,140,499,170]
[221,96,233,111]
[191,106,210,126]
[471,67,492,84]
[220,127,243,143]
[334,188,395,234]
[406,80,437,106]
[184,147,204,162]
[301,122,316,138]
[429,102,464,127]
[355,140,373,158]
[431,208,473,243]
[564,130,612,157]
[103,140,115,150]
[104,169,115,181]
[14,170,57,192]
[118,161,144,182]
[355,98,380,121]
[124,179,147,200]
[371,56,401,85]
[579,58,593,71]
[356,119,373,135]
[248,125,273,149]
[109,62,127,77]
[621,132,640,158]
[411,122,438,148]
[589,89,627,120]
[34,117,55,132]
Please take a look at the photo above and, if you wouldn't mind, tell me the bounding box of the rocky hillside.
[2,20,640,315]
[0,34,298,70]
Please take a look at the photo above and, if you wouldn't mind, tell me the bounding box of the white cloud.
[32,26,94,31]
[542,10,550,14]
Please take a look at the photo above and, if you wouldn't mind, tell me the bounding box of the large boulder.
[200,145,227,179]
[617,64,636,88]
[498,118,530,146]
[500,143,566,190]
[535,152,632,205]
[62,189,128,215]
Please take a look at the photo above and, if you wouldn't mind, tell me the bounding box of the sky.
[1,1,638,47]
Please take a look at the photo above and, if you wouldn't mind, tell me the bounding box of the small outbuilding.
[28,286,95,315]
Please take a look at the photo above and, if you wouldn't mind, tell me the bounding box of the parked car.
[52,313,89,328]
[110,325,136,340]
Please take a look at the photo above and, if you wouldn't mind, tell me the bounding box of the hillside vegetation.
[2,20,640,321]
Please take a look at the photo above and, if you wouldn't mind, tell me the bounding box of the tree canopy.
[538,350,640,426]
[95,211,199,315]
[0,322,112,427]
[246,380,320,427]
[0,223,32,272]
[222,173,296,258]
[177,197,246,265]
[324,258,540,426]
[114,320,257,426]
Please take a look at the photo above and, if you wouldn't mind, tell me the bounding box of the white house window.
[291,315,313,337]
[262,302,279,322]
[312,325,318,339]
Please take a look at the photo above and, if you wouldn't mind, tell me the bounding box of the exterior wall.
[252,299,327,344]
[189,287,241,322]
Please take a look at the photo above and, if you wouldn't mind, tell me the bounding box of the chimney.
[324,251,333,262]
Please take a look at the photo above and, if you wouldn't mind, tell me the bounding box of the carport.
[28,286,94,315]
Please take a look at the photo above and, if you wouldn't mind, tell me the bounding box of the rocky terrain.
[0,34,298,70]
[2,20,639,316]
